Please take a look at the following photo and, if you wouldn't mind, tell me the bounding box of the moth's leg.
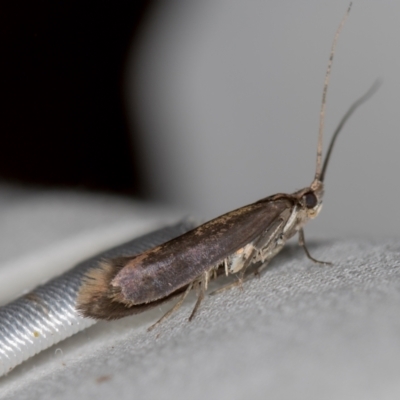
[214,219,288,293]
[213,268,218,280]
[210,248,258,296]
[209,279,241,296]
[249,217,286,278]
[298,228,332,265]
[253,260,271,277]
[188,273,207,321]
[204,270,211,290]
[224,259,229,276]
[237,259,252,284]
[148,282,194,331]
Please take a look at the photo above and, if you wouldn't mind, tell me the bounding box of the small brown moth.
[77,4,379,329]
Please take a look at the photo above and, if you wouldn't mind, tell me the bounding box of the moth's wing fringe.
[76,257,133,320]
[76,257,187,320]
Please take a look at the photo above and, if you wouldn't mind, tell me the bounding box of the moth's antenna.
[315,3,352,181]
[320,80,381,182]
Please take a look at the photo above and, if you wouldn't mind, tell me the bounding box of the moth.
[77,4,379,329]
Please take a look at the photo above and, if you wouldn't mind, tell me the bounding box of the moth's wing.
[110,197,293,305]
[77,261,188,320]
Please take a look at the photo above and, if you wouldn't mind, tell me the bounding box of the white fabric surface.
[1,187,400,399]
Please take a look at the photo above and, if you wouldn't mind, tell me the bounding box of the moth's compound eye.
[304,192,318,209]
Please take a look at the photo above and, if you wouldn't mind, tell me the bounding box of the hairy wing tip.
[76,260,124,320]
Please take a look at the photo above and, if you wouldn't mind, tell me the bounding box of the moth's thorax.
[224,180,325,276]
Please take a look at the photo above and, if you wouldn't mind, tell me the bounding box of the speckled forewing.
[112,197,293,305]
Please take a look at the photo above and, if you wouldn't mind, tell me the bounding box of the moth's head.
[296,179,324,220]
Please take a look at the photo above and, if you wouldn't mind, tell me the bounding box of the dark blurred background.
[0,2,397,237]
[0,1,155,196]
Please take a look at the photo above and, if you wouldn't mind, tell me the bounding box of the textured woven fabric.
[1,186,400,399]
